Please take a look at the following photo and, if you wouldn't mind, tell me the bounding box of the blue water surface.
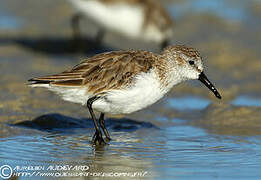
[169,0,250,22]
[232,96,261,107]
[0,1,23,30]
[1,125,261,179]
[167,96,210,111]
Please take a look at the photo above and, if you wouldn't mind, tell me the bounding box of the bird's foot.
[91,131,106,146]
[105,136,112,143]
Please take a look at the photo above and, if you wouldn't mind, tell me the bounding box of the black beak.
[198,72,222,99]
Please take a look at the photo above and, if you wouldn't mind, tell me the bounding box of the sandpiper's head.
[163,45,222,99]
[141,0,174,46]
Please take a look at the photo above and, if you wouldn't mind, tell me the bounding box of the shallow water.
[170,0,253,22]
[1,121,261,179]
[0,2,23,30]
[232,96,261,107]
[167,96,210,110]
[1,0,261,179]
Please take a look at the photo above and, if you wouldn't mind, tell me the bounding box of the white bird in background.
[67,0,174,50]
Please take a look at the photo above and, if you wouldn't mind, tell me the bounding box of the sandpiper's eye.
[189,60,194,65]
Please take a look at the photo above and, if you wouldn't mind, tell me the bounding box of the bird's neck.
[154,55,184,93]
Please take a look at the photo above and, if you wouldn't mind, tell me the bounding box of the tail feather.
[28,78,52,83]
[27,78,53,87]
[28,78,83,87]
[28,71,84,87]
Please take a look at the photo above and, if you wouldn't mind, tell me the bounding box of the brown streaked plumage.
[164,45,201,60]
[142,0,173,32]
[28,45,222,146]
[29,50,163,95]
[166,45,203,73]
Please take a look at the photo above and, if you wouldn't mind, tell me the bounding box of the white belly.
[68,0,144,38]
[32,69,170,115]
[93,70,168,114]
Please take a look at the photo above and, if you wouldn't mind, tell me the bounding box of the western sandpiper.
[68,0,174,49]
[28,45,221,145]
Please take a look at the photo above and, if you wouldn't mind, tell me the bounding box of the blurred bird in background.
[67,0,174,50]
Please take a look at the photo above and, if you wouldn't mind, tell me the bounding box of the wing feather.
[29,50,157,94]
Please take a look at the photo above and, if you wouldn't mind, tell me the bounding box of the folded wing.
[28,50,155,94]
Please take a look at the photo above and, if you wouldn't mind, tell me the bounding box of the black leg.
[95,29,105,46]
[71,12,86,52]
[71,12,83,41]
[87,96,105,146]
[98,113,111,142]
[161,39,170,50]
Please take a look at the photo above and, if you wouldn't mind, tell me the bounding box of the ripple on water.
[1,124,261,179]
[0,135,92,164]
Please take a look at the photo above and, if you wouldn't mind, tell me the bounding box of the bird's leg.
[71,12,86,52]
[160,39,170,50]
[87,96,105,146]
[98,113,111,142]
[94,28,106,46]
[71,12,84,41]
